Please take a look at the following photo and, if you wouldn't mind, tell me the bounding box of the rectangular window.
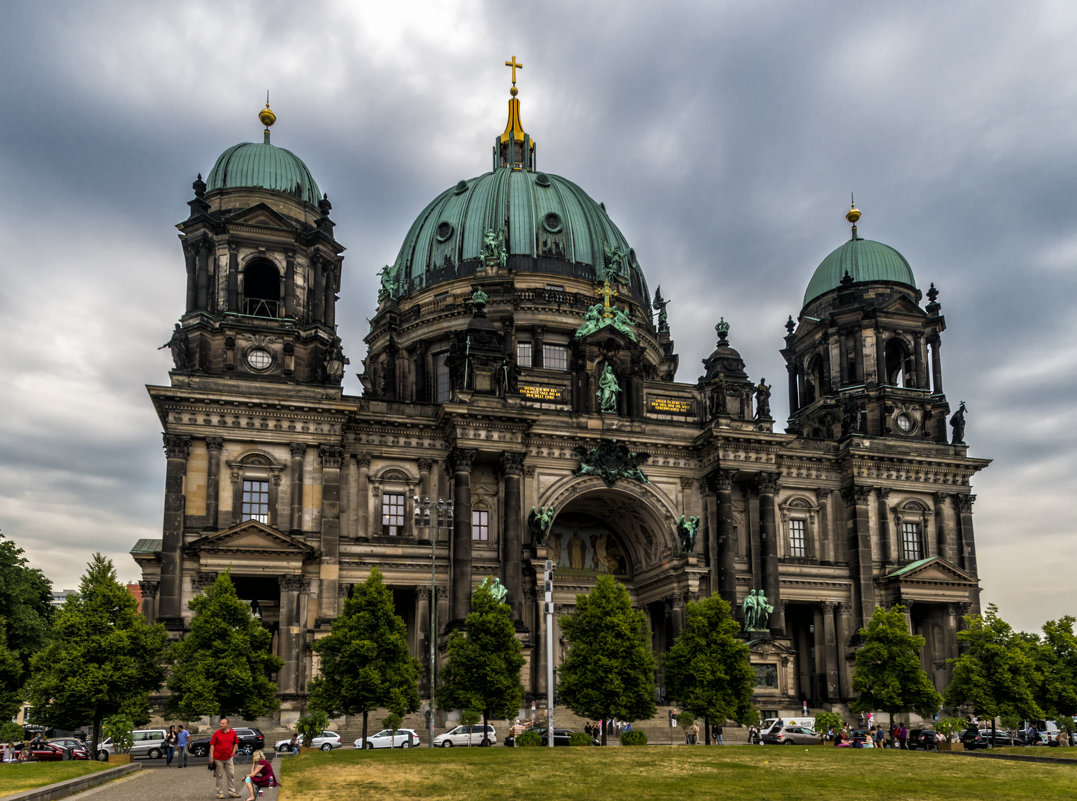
[788,519,807,558]
[434,352,451,402]
[902,522,922,561]
[516,342,532,368]
[543,344,568,371]
[471,509,489,541]
[241,479,270,524]
[382,493,406,536]
[545,284,564,292]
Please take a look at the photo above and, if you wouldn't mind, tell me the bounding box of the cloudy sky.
[0,2,1072,633]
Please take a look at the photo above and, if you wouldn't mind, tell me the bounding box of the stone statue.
[603,243,627,280]
[159,324,191,370]
[471,286,488,308]
[950,401,967,444]
[652,286,669,333]
[754,378,772,419]
[323,340,349,383]
[676,514,700,553]
[742,590,758,631]
[742,589,773,631]
[481,228,508,269]
[596,363,621,413]
[610,306,638,342]
[477,576,508,604]
[528,505,555,545]
[377,264,396,301]
[592,533,610,573]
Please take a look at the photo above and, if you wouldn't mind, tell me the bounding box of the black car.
[189,727,265,758]
[503,727,599,747]
[906,728,939,750]
[960,729,988,749]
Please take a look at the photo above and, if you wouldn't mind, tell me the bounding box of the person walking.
[209,717,239,799]
[165,725,177,767]
[176,724,189,767]
[714,723,724,745]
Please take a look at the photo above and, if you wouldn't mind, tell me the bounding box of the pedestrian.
[242,750,277,801]
[165,725,177,767]
[176,724,189,767]
[209,716,240,799]
[288,732,299,756]
[714,724,724,745]
[897,723,908,749]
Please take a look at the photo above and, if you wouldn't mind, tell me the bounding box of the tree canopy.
[1029,616,1077,719]
[436,580,524,742]
[944,603,1043,723]
[851,605,942,720]
[557,574,656,744]
[664,594,755,730]
[0,532,52,721]
[309,567,421,742]
[166,571,282,721]
[27,554,167,761]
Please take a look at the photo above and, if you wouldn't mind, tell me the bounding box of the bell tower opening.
[243,259,282,317]
[884,338,913,387]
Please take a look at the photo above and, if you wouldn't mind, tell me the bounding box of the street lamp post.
[413,495,453,748]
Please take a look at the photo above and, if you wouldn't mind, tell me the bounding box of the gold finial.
[259,91,276,130]
[846,193,860,225]
[505,56,523,88]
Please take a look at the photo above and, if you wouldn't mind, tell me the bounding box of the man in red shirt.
[209,717,239,798]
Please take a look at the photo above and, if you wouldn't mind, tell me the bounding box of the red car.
[27,742,89,761]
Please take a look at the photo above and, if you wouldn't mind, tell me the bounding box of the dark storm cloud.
[1,0,1075,632]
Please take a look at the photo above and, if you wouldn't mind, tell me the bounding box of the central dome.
[802,235,916,308]
[390,168,650,305]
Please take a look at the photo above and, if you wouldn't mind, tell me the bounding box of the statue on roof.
[653,286,669,333]
[481,227,508,270]
[377,264,398,301]
[602,243,627,281]
[754,378,772,420]
[676,515,700,554]
[159,324,192,370]
[950,401,967,444]
[597,363,621,414]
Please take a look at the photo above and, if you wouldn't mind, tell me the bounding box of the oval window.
[436,221,455,242]
[542,212,563,234]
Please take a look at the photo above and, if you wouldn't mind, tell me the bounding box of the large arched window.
[242,259,281,317]
[884,338,914,387]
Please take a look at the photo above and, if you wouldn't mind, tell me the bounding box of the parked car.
[961,729,988,750]
[906,728,940,750]
[274,730,342,752]
[503,727,598,747]
[189,727,265,758]
[128,729,168,759]
[95,737,116,761]
[49,737,88,758]
[433,724,497,747]
[981,729,1016,747]
[25,742,88,761]
[764,725,821,745]
[353,729,421,749]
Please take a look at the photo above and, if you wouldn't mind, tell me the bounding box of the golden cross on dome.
[595,279,617,318]
[505,56,523,86]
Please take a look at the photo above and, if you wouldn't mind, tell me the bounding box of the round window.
[895,413,914,433]
[435,221,455,242]
[542,212,563,234]
[246,348,273,371]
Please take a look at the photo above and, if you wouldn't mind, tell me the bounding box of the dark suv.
[906,728,939,750]
[189,727,265,758]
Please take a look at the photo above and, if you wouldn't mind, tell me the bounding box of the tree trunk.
[90,711,101,762]
[601,716,607,746]
[362,710,368,744]
[704,715,711,745]
[482,712,489,746]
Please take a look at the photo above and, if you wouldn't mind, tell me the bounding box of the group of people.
[207,717,277,801]
[583,719,632,739]
[163,724,190,767]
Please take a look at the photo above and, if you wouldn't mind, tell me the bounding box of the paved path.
[64,755,281,801]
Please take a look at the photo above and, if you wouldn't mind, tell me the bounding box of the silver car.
[433,724,497,747]
[274,730,342,751]
[354,728,421,749]
[764,725,821,745]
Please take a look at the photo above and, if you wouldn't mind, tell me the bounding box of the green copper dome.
[803,234,916,307]
[390,168,650,304]
[206,136,321,207]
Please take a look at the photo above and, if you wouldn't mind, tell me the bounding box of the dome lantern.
[494,56,536,171]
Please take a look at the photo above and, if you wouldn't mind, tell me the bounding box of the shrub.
[814,711,844,738]
[101,714,135,752]
[515,729,543,747]
[569,731,593,746]
[675,710,695,729]
[620,730,647,746]
[0,721,22,743]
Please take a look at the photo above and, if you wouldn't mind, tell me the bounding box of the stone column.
[500,452,526,625]
[289,443,307,533]
[876,488,892,567]
[702,482,718,595]
[757,472,783,633]
[415,586,432,694]
[159,433,191,622]
[184,242,197,313]
[342,452,357,539]
[821,602,840,700]
[324,264,337,329]
[671,594,686,639]
[814,488,832,562]
[311,255,325,324]
[955,494,979,611]
[139,580,159,624]
[842,486,876,628]
[278,575,304,695]
[532,326,545,368]
[929,336,944,395]
[284,252,296,319]
[414,341,428,403]
[227,244,239,312]
[709,469,737,609]
[448,448,477,624]
[836,602,853,700]
[204,437,223,531]
[914,333,927,389]
[933,492,953,562]
[319,445,343,618]
[786,361,799,414]
[356,453,371,539]
[195,240,210,311]
[418,458,433,502]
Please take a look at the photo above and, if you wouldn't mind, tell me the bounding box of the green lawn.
[0,761,113,798]
[279,746,1075,801]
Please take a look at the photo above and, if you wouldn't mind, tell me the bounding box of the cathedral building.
[133,65,988,720]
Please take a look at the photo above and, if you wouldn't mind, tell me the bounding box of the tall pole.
[545,559,554,748]
[415,496,452,748]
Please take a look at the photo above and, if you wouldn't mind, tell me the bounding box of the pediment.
[189,520,314,556]
[575,323,637,347]
[225,203,298,231]
[884,556,976,586]
[879,294,926,317]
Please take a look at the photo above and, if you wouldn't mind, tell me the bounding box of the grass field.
[278,746,1075,801]
[0,761,112,798]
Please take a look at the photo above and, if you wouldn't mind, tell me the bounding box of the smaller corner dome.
[205,140,321,207]
[803,237,916,308]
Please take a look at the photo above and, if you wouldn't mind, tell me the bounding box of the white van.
[129,729,168,759]
[761,716,816,738]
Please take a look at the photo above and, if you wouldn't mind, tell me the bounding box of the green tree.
[851,605,942,729]
[27,554,167,763]
[1030,617,1077,720]
[436,581,524,744]
[664,594,755,742]
[308,567,421,743]
[295,710,329,747]
[945,604,1043,742]
[166,571,282,721]
[557,575,656,745]
[0,532,53,721]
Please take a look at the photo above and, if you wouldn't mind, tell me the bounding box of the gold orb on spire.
[846,201,861,225]
[259,94,276,129]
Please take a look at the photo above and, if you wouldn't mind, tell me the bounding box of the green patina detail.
[573,439,650,487]
[885,556,936,578]
[676,515,700,553]
[803,236,916,307]
[575,303,637,341]
[377,264,400,301]
[206,140,321,205]
[596,363,621,413]
[477,576,508,604]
